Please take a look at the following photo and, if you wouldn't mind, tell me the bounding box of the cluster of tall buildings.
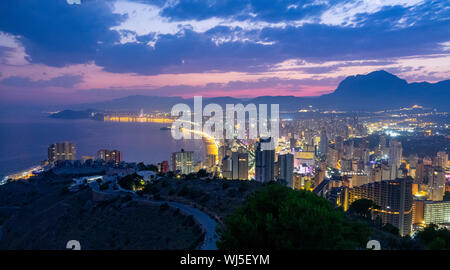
[47,113,449,237]
[215,137,293,184]
[97,149,122,164]
[48,142,76,163]
[312,132,449,236]
[47,142,122,165]
[206,115,449,236]
[329,178,413,236]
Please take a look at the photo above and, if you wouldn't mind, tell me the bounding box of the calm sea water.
[0,116,206,177]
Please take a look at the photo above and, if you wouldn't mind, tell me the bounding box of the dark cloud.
[0,0,125,67]
[1,74,83,88]
[158,0,334,23]
[260,21,450,61]
[95,29,279,74]
[95,18,450,75]
[159,0,249,21]
[353,1,450,28]
[0,0,448,76]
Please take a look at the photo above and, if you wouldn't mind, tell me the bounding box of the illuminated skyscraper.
[347,178,413,236]
[415,159,425,184]
[428,167,445,201]
[97,149,122,163]
[435,151,448,169]
[335,135,344,159]
[378,134,387,157]
[343,140,354,159]
[389,139,402,178]
[222,155,232,179]
[423,201,450,225]
[231,152,249,180]
[326,146,338,168]
[204,154,217,173]
[238,153,249,180]
[318,130,328,154]
[255,138,275,183]
[171,149,194,175]
[48,142,76,163]
[278,153,294,187]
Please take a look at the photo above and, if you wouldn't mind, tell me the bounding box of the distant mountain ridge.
[70,71,449,111]
[319,70,450,109]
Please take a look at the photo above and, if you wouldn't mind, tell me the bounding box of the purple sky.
[0,0,449,104]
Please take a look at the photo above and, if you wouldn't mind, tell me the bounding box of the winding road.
[92,182,219,250]
[165,201,218,250]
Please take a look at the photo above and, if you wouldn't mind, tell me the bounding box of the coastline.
[0,164,43,185]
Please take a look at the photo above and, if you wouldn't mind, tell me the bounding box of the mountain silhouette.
[319,70,449,109]
[70,70,449,112]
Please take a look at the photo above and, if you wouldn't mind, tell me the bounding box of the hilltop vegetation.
[0,173,203,250]
[217,184,370,250]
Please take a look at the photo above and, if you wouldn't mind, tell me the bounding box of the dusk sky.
[0,0,449,104]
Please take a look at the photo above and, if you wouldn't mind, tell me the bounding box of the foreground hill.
[0,173,203,250]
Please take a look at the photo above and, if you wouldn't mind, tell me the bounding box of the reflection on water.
[0,118,206,176]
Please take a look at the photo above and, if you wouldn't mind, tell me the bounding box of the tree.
[415,224,450,250]
[217,183,370,250]
[137,162,158,172]
[348,199,379,219]
[146,164,158,172]
[118,173,144,191]
[197,169,208,178]
[137,162,146,171]
[382,223,400,235]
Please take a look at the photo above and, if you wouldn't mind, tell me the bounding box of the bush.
[348,199,379,219]
[122,194,133,202]
[143,183,159,195]
[60,186,70,195]
[416,224,450,250]
[222,181,230,190]
[178,186,191,197]
[226,189,238,197]
[238,182,249,193]
[382,223,400,236]
[118,173,143,191]
[159,203,170,212]
[199,194,210,203]
[217,183,370,250]
[100,183,109,191]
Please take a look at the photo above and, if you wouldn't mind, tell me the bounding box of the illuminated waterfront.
[103,115,175,124]
[1,165,42,185]
[0,118,206,178]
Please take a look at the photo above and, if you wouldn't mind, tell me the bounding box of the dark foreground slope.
[0,173,203,250]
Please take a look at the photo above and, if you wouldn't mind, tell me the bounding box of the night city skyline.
[0,0,450,261]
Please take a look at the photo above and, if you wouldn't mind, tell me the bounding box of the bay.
[0,116,206,177]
